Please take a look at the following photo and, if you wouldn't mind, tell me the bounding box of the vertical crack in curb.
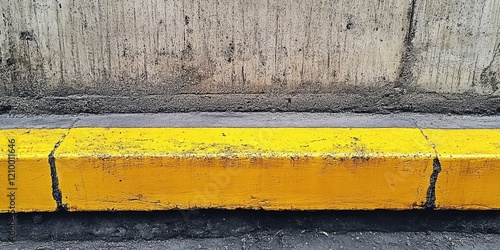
[426,157,442,209]
[49,137,66,211]
[48,119,78,211]
[417,126,442,210]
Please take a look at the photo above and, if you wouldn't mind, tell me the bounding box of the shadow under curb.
[1,210,499,242]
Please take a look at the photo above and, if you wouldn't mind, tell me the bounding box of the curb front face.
[55,128,434,211]
[2,127,500,212]
[0,129,68,212]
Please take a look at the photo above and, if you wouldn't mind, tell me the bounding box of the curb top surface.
[1,112,500,129]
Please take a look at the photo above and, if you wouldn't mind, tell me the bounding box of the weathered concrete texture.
[1,92,500,115]
[0,0,500,114]
[411,0,500,94]
[0,0,410,97]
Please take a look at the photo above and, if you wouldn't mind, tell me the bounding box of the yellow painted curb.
[0,129,68,212]
[423,129,500,209]
[1,128,499,212]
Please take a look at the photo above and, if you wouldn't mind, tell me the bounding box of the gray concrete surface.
[1,112,500,129]
[1,0,499,115]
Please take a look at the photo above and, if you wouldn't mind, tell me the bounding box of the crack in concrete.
[425,157,442,209]
[416,125,442,210]
[48,137,67,211]
[48,118,78,211]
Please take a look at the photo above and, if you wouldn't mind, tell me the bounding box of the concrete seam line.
[417,127,442,210]
[48,119,78,211]
[426,158,442,210]
[48,133,68,211]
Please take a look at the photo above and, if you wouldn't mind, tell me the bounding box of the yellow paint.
[423,129,500,209]
[0,129,68,212]
[55,128,434,211]
[3,127,498,212]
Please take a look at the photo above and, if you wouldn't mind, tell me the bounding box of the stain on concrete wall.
[410,0,500,94]
[0,0,410,96]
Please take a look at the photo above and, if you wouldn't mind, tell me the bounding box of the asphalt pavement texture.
[1,210,500,249]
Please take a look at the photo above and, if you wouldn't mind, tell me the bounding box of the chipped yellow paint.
[3,127,498,212]
[0,129,68,212]
[423,129,500,209]
[54,128,434,211]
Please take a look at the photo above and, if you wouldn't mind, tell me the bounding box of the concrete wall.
[0,0,499,113]
[411,0,500,94]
